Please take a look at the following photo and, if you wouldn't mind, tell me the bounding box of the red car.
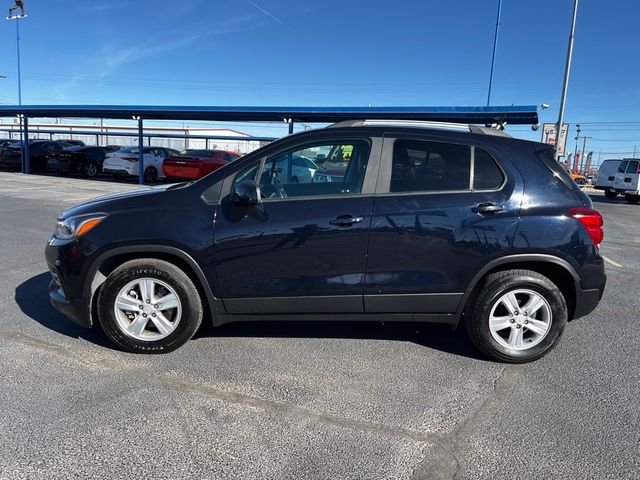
[162,149,241,179]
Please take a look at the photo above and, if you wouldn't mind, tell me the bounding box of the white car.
[269,154,317,183]
[103,146,180,182]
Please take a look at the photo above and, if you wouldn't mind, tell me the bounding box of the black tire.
[144,167,158,183]
[604,190,618,199]
[97,259,203,353]
[83,161,99,178]
[625,194,640,204]
[465,269,567,363]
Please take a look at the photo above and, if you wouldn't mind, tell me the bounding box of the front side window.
[259,140,370,199]
[391,139,471,192]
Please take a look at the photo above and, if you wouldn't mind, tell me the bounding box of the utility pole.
[486,0,502,106]
[573,124,581,173]
[555,0,579,160]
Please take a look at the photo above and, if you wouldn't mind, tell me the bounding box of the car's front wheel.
[97,259,203,353]
[83,161,99,178]
[466,269,567,363]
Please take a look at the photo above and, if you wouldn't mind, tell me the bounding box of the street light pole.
[555,0,579,160]
[15,16,22,105]
[486,0,503,106]
[6,2,26,105]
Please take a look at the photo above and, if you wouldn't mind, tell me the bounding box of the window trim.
[222,136,382,203]
[375,136,507,196]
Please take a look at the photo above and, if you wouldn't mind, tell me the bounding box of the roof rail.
[328,119,512,137]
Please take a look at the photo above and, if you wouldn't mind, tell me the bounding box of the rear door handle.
[472,202,503,214]
[329,215,364,227]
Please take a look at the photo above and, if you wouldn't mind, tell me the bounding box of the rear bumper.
[103,168,130,176]
[573,286,604,320]
[616,189,639,195]
[163,165,200,179]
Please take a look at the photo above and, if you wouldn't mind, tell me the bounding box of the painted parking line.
[602,255,623,268]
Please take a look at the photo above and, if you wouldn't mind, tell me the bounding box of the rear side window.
[618,161,629,173]
[391,139,470,192]
[535,147,575,190]
[473,148,504,190]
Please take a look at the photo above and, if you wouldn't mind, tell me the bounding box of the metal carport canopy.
[0,105,539,124]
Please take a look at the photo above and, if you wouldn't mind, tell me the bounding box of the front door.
[213,135,381,314]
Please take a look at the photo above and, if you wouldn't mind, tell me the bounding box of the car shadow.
[17,272,486,361]
[14,272,113,348]
[589,195,625,205]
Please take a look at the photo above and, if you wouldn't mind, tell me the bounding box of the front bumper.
[0,156,21,169]
[46,237,93,327]
[49,278,91,327]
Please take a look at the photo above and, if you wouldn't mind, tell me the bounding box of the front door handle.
[472,202,503,214]
[329,215,364,227]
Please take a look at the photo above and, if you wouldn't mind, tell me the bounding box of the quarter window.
[473,148,504,190]
[391,139,471,192]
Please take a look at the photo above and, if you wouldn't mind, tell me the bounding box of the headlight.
[55,214,107,240]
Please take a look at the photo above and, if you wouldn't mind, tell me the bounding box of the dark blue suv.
[45,121,606,362]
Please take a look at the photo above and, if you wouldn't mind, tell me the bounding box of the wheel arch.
[458,254,580,322]
[84,245,223,326]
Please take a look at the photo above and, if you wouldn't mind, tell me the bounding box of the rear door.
[614,159,639,192]
[213,134,381,314]
[596,160,620,189]
[364,133,522,315]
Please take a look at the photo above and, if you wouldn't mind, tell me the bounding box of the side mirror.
[232,180,261,206]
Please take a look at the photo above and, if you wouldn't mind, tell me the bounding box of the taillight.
[569,207,604,248]
[122,156,139,162]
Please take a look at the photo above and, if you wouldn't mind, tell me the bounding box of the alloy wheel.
[113,278,182,341]
[488,289,552,350]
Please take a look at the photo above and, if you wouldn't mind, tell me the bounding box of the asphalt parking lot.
[0,171,638,479]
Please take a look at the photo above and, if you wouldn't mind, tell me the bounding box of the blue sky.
[1,0,639,159]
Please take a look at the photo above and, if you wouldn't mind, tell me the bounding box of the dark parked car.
[0,140,71,171]
[45,121,606,362]
[47,145,121,178]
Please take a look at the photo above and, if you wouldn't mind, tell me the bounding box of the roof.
[0,105,539,125]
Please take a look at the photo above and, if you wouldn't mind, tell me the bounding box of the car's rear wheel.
[84,161,99,178]
[625,194,640,204]
[465,269,567,363]
[144,167,158,183]
[604,190,618,199]
[97,259,203,353]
